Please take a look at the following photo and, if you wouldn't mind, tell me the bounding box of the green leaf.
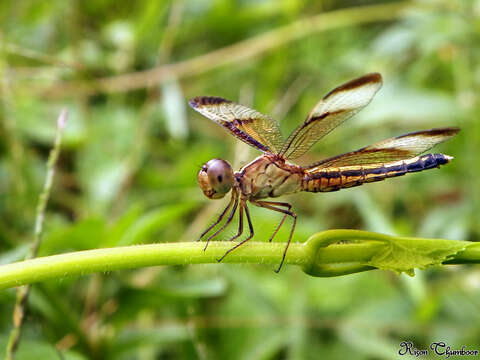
[117,202,198,245]
[161,78,189,139]
[0,245,28,265]
[152,277,227,298]
[103,203,144,246]
[302,230,473,277]
[0,336,87,360]
[366,237,470,276]
[40,218,106,254]
[110,325,191,358]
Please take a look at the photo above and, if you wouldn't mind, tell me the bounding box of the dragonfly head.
[198,159,234,199]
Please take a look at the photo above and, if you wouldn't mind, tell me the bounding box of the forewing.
[189,96,284,153]
[279,73,383,159]
[303,127,460,172]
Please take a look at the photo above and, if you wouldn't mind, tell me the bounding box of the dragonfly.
[189,73,459,272]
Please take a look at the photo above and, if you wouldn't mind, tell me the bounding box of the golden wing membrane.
[303,127,460,172]
[279,73,383,160]
[189,96,284,154]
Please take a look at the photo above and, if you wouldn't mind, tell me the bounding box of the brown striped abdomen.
[301,153,452,193]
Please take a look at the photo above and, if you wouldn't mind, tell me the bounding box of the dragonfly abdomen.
[302,153,452,193]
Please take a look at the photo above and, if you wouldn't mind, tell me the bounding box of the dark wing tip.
[395,126,460,142]
[366,72,383,83]
[188,96,231,109]
[342,72,383,89]
[323,72,383,100]
[444,126,461,135]
[433,126,460,138]
[396,127,461,140]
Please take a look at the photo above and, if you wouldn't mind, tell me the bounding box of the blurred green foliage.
[1,0,479,359]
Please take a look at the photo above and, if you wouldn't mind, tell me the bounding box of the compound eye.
[206,159,234,195]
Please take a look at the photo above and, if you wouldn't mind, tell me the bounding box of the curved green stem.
[1,230,479,290]
[0,242,306,290]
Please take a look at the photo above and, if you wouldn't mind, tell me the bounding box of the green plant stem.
[1,231,480,290]
[0,242,305,290]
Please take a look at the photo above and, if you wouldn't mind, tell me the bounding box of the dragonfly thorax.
[198,159,234,199]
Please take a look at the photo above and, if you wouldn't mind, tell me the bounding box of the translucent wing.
[303,127,460,172]
[279,73,383,160]
[189,96,284,154]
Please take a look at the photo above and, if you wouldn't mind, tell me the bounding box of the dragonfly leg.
[255,201,292,242]
[197,193,235,241]
[217,200,254,262]
[204,191,239,251]
[227,203,244,242]
[251,200,297,273]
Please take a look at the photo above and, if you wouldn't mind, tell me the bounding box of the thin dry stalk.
[42,2,410,97]
[5,109,68,360]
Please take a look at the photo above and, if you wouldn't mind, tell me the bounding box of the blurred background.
[1,0,479,359]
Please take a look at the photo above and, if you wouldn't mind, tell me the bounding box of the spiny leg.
[197,193,235,241]
[204,191,239,251]
[217,199,254,263]
[256,201,292,242]
[227,203,244,242]
[252,200,297,273]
